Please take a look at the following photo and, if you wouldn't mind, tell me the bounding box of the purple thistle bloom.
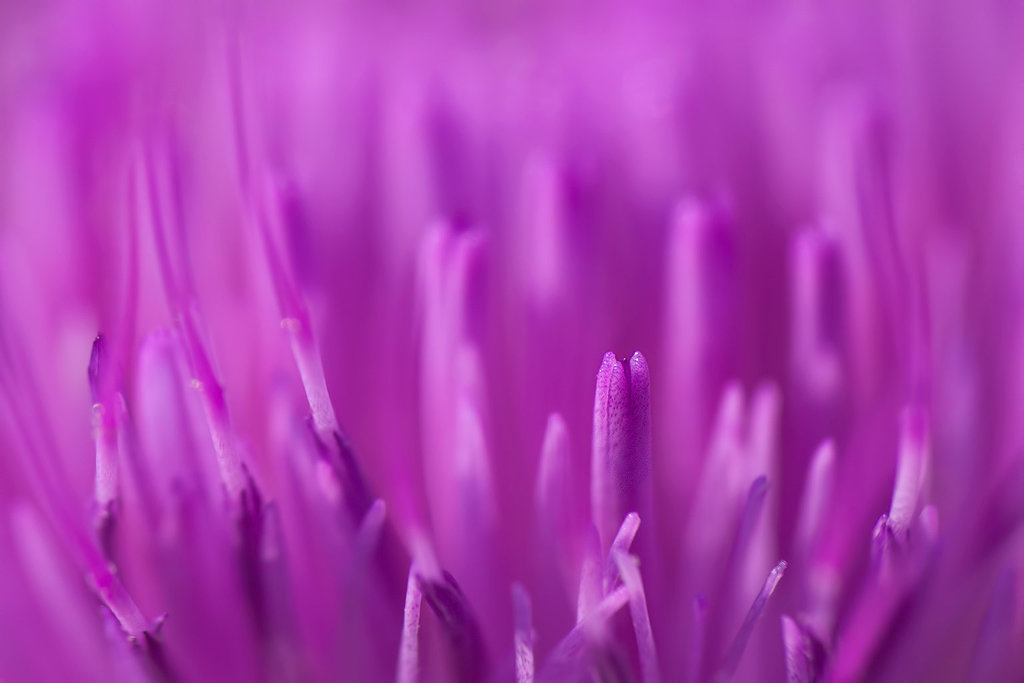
[1,0,1024,681]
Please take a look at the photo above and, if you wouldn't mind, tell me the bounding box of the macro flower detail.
[2,1,1024,681]
[591,351,652,553]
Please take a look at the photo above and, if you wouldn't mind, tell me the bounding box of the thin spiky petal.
[687,382,746,569]
[535,411,578,600]
[722,477,770,595]
[795,441,836,560]
[19,500,159,660]
[355,499,388,561]
[790,228,844,398]
[89,336,120,528]
[746,383,781,477]
[544,585,631,677]
[917,505,939,546]
[512,583,536,683]
[186,352,253,505]
[604,512,641,593]
[718,560,788,680]
[614,550,660,683]
[737,476,771,544]
[135,331,216,501]
[888,406,930,542]
[100,607,147,683]
[309,426,375,527]
[453,395,498,537]
[578,525,603,622]
[282,318,338,435]
[396,564,423,683]
[536,412,574,546]
[781,615,823,683]
[418,570,488,683]
[141,628,175,683]
[870,513,894,576]
[662,198,737,501]
[831,534,921,683]
[145,144,253,503]
[257,175,339,436]
[417,224,492,574]
[84,549,150,642]
[834,493,943,681]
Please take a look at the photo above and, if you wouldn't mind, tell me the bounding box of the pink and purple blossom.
[1,0,1023,680]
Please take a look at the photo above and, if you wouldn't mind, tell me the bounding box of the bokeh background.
[2,0,1024,680]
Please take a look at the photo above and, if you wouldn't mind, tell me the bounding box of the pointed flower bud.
[591,351,652,550]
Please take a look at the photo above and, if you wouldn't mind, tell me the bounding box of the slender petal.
[89,336,120,549]
[577,525,604,623]
[513,583,536,683]
[544,586,631,677]
[718,561,788,680]
[604,512,641,593]
[780,615,818,683]
[614,550,660,683]
[795,441,836,560]
[396,564,423,683]
[418,571,488,683]
[888,406,930,542]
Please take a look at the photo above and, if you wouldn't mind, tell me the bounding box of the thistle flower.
[2,1,1024,681]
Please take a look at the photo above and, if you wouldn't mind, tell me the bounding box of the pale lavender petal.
[795,441,836,561]
[544,585,631,677]
[536,412,574,549]
[88,336,120,541]
[513,582,536,683]
[780,615,821,683]
[662,199,738,505]
[888,406,930,542]
[396,563,423,683]
[614,550,660,683]
[418,570,488,683]
[604,512,641,593]
[577,524,604,623]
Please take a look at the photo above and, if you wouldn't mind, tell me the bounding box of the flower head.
[1,0,1023,681]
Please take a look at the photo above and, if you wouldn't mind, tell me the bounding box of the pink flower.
[1,0,1023,680]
